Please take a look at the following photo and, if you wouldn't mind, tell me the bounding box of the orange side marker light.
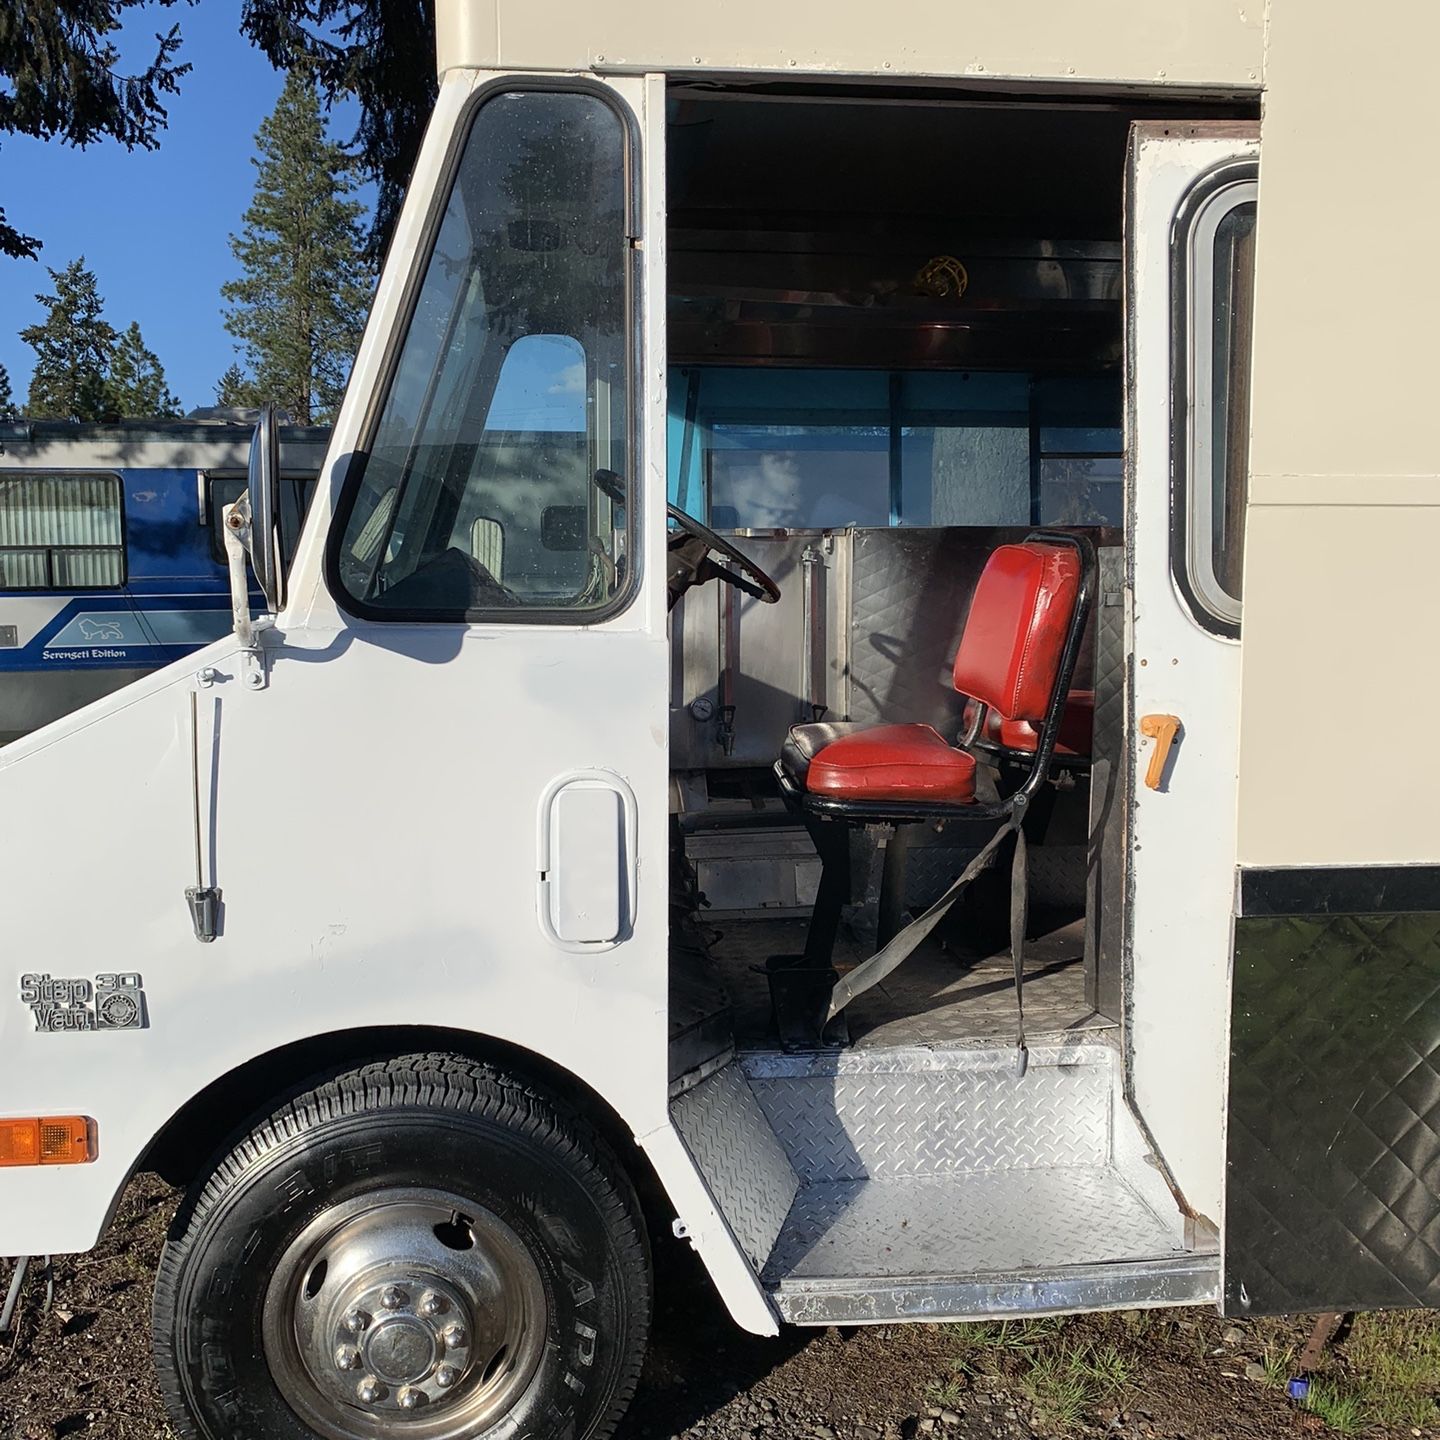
[0,1116,95,1166]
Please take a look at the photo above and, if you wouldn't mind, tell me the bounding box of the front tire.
[152,1055,651,1440]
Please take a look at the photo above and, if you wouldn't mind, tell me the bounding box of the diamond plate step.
[740,1042,1118,1183]
[764,1168,1186,1285]
[671,1041,1198,1321]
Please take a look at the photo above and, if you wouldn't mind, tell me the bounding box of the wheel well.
[141,1026,674,1232]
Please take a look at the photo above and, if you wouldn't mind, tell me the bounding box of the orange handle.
[1139,713,1181,791]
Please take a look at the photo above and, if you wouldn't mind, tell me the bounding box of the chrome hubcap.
[263,1187,547,1440]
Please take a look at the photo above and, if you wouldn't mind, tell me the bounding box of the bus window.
[0,473,125,590]
[1175,165,1258,634]
[207,475,318,568]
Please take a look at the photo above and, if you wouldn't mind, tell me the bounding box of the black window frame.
[325,77,642,627]
[0,470,127,592]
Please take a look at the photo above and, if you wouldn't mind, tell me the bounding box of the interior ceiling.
[668,96,1135,239]
[664,90,1255,372]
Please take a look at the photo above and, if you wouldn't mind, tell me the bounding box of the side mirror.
[247,404,284,612]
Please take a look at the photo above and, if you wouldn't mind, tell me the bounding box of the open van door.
[1125,122,1258,1251]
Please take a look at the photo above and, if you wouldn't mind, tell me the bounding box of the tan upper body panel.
[1237,0,1440,865]
[436,0,1264,89]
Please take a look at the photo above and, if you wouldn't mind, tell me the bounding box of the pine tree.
[215,362,260,409]
[105,321,182,417]
[0,363,16,421]
[222,70,372,424]
[242,0,434,260]
[1,3,190,260]
[20,258,117,420]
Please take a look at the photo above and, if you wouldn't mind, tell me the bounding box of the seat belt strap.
[825,817,1015,1020]
[1010,825,1030,1077]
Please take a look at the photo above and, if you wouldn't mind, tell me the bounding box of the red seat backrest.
[951,541,1083,723]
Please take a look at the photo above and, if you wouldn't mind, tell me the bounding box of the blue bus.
[0,419,328,742]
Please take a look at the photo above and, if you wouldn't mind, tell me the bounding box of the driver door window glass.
[335,90,631,619]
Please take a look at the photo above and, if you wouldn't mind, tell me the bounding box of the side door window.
[1173,163,1259,635]
[332,89,633,622]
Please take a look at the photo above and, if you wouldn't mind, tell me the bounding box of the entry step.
[764,1166,1186,1284]
[670,1040,1209,1323]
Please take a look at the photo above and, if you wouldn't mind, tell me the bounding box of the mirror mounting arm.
[222,496,268,691]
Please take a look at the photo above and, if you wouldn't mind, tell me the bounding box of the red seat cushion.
[797,723,976,804]
[963,690,1095,757]
[951,542,1082,722]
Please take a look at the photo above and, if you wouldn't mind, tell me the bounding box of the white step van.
[4,3,1439,1437]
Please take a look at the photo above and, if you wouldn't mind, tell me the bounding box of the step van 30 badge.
[18,973,148,1033]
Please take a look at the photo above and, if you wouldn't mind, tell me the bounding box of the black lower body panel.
[1226,898,1440,1313]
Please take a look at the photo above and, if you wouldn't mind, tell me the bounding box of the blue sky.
[0,1,368,414]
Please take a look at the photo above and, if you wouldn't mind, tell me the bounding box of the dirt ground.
[3,1174,1438,1440]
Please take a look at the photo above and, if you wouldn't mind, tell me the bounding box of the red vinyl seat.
[780,539,1083,809]
[963,689,1095,757]
[781,722,977,805]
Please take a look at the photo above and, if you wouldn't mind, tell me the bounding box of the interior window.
[1177,168,1257,633]
[668,368,1119,529]
[334,89,631,620]
[0,474,125,590]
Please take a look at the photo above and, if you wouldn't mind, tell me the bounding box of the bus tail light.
[0,1116,95,1166]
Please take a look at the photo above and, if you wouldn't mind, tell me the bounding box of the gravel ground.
[2,1173,1438,1440]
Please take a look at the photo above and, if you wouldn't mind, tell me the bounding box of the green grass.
[924,1378,969,1409]
[943,1317,1068,1372]
[1302,1381,1366,1435]
[1016,1340,1134,1433]
[1261,1344,1294,1388]
[936,1319,1134,1433]
[1330,1311,1440,1430]
[1254,1312,1440,1433]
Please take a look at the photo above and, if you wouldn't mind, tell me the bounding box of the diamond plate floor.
[708,916,1107,1049]
[763,1167,1188,1284]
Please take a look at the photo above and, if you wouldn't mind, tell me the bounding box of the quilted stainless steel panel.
[848,529,993,731]
[670,1062,799,1273]
[764,1166,1186,1283]
[1226,912,1440,1314]
[742,1044,1112,1182]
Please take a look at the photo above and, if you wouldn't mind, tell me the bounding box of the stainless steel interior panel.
[1085,546,1127,1019]
[671,531,850,768]
[687,828,821,917]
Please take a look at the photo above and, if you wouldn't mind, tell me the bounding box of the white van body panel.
[435,0,1265,91]
[0,69,778,1337]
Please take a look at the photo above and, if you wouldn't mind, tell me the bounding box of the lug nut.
[397,1387,422,1410]
[442,1323,467,1348]
[434,1364,459,1389]
[343,1308,368,1333]
[335,1345,360,1371]
[381,1285,407,1310]
[419,1292,445,1317]
[357,1376,385,1404]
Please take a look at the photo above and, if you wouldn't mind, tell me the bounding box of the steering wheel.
[666,504,783,607]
